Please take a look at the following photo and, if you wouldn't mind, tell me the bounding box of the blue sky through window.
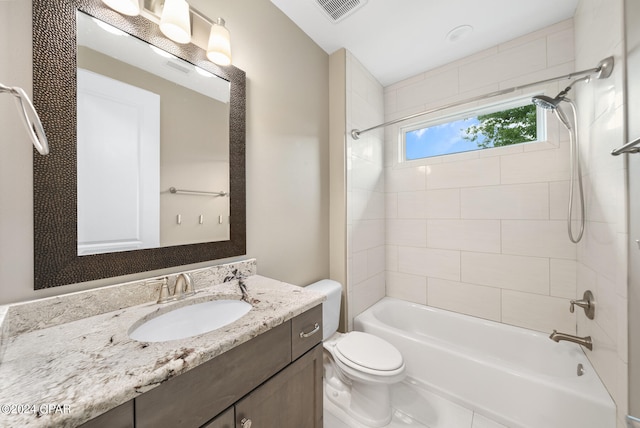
[405,117,491,160]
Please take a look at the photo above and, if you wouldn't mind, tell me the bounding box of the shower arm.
[351,56,614,139]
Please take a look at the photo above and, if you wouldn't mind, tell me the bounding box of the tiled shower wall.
[345,52,385,328]
[574,0,628,424]
[383,19,580,334]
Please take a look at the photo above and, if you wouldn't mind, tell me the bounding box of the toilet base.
[325,370,393,427]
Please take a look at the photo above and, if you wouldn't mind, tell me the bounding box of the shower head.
[531,94,562,110]
[532,93,573,131]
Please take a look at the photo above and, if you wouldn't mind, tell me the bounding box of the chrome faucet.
[224,269,252,303]
[549,330,593,351]
[157,273,195,303]
[175,273,195,298]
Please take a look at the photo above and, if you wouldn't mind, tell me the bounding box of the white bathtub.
[354,297,615,428]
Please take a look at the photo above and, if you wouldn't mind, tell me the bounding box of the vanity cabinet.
[80,305,323,428]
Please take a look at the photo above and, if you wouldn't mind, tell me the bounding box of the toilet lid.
[334,332,403,371]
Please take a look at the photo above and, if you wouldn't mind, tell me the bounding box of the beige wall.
[0,0,329,304]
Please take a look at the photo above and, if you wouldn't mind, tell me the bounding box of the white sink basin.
[129,300,252,342]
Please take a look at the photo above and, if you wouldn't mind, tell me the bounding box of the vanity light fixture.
[101,0,140,16]
[103,0,233,66]
[159,0,191,44]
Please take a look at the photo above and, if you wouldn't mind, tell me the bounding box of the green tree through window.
[462,104,537,149]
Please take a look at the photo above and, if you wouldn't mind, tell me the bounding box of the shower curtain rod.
[350,56,614,140]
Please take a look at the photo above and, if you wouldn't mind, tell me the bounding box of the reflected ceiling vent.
[314,0,368,23]
[166,60,192,74]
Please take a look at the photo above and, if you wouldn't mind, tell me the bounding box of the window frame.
[399,95,547,163]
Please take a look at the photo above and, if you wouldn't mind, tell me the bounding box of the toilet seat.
[333,332,404,376]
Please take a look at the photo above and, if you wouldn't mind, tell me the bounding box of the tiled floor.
[324,377,509,428]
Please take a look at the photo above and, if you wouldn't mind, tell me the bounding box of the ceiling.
[270,0,579,86]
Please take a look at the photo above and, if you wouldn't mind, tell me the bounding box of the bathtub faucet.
[549,330,593,351]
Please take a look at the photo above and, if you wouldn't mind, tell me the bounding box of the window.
[402,97,544,161]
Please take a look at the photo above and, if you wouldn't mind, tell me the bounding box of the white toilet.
[307,280,405,427]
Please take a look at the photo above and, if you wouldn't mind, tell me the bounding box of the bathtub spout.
[549,330,593,351]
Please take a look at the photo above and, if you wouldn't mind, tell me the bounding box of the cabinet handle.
[299,322,320,339]
[241,418,252,428]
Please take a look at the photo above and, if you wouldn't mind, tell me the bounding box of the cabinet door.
[202,407,234,428]
[78,400,134,428]
[235,344,323,428]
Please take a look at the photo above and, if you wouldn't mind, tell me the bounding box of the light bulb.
[207,18,231,66]
[160,0,191,44]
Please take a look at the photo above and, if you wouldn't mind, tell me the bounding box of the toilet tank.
[306,279,342,340]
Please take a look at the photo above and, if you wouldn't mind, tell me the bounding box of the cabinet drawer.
[135,321,291,428]
[291,304,322,360]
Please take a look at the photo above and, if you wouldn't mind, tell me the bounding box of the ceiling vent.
[315,0,368,23]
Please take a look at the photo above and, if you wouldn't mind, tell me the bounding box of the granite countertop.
[0,273,324,428]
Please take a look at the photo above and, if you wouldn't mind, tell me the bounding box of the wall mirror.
[32,0,246,289]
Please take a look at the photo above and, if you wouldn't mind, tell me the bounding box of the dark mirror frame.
[32,0,246,289]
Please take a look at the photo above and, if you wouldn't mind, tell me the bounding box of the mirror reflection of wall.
[76,11,230,256]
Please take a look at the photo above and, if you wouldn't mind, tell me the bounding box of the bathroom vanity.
[84,307,322,428]
[0,265,324,428]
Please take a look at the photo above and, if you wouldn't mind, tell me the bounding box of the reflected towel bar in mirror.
[169,187,228,197]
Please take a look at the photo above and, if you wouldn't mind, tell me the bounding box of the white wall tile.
[549,181,570,220]
[351,156,383,192]
[386,271,427,305]
[425,189,461,218]
[547,28,575,67]
[550,258,577,299]
[386,218,427,247]
[500,143,570,184]
[386,166,426,192]
[459,38,547,93]
[396,69,459,112]
[352,219,385,253]
[351,251,368,284]
[502,220,577,259]
[386,192,398,219]
[386,245,398,272]
[427,157,501,189]
[461,252,549,295]
[427,219,501,253]
[501,290,575,333]
[461,183,549,219]
[428,278,501,321]
[578,220,619,282]
[397,191,427,218]
[367,245,386,277]
[398,247,460,281]
[351,272,385,317]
